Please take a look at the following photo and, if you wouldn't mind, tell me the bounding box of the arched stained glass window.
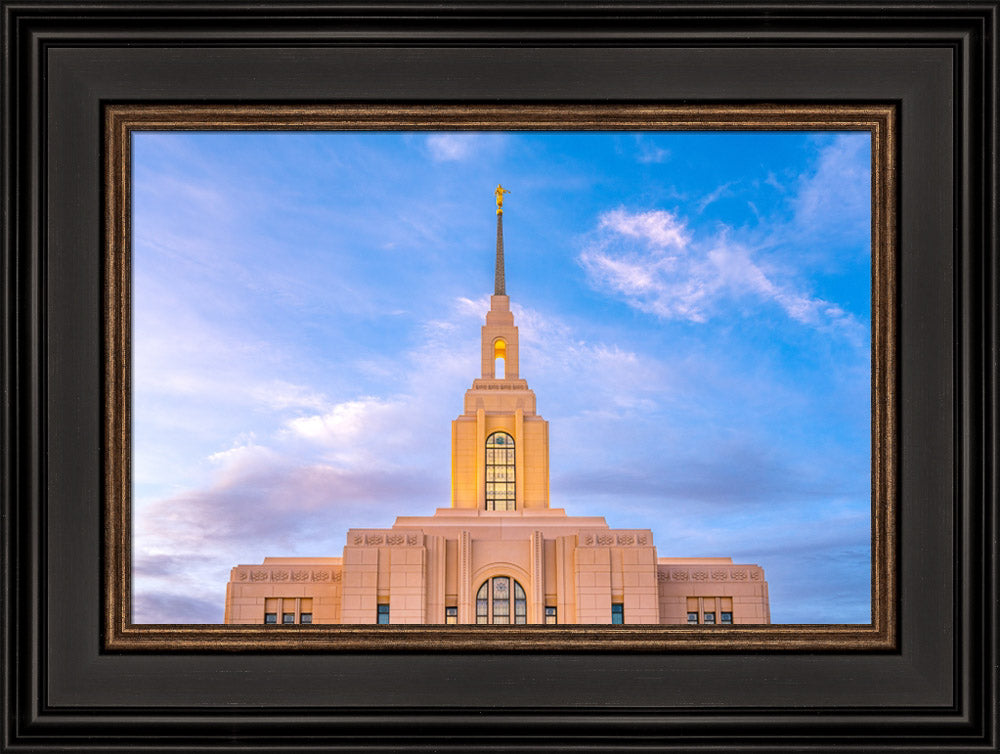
[475,576,527,624]
[485,431,515,511]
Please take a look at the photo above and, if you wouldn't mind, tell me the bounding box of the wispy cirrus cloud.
[599,207,690,249]
[792,133,871,243]
[633,135,671,164]
[425,133,506,162]
[579,135,871,327]
[580,206,863,339]
[696,182,736,213]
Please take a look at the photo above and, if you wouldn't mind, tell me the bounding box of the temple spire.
[493,184,510,296]
[495,213,506,296]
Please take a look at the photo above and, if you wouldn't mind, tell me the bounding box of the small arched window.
[493,338,506,379]
[485,431,515,511]
[476,576,527,624]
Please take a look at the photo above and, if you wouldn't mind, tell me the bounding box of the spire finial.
[494,185,508,295]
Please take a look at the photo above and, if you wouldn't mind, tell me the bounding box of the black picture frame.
[2,2,996,752]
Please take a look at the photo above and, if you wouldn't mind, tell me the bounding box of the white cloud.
[599,208,689,250]
[697,181,736,213]
[633,136,671,164]
[248,380,330,412]
[792,134,871,241]
[764,171,785,193]
[425,133,506,162]
[581,208,863,337]
[453,295,491,319]
[426,134,474,161]
[283,397,426,468]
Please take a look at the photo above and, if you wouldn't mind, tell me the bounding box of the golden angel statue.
[494,184,510,213]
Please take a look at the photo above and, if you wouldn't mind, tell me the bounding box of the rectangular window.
[299,613,312,624]
[445,606,458,624]
[545,606,557,625]
[282,612,295,624]
[611,603,624,624]
[687,597,734,625]
[377,604,390,624]
[264,612,277,624]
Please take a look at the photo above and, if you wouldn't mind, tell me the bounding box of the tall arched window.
[475,576,527,624]
[485,431,515,511]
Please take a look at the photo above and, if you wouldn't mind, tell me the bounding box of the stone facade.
[224,203,770,627]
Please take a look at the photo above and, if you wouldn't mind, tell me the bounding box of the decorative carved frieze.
[347,530,423,547]
[656,566,764,583]
[578,530,653,547]
[235,566,343,584]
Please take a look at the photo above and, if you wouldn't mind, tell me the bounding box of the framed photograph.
[105,104,895,651]
[3,1,996,752]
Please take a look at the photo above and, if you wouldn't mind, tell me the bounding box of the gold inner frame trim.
[104,103,896,652]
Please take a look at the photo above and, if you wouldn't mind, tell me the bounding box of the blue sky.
[131,129,872,624]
